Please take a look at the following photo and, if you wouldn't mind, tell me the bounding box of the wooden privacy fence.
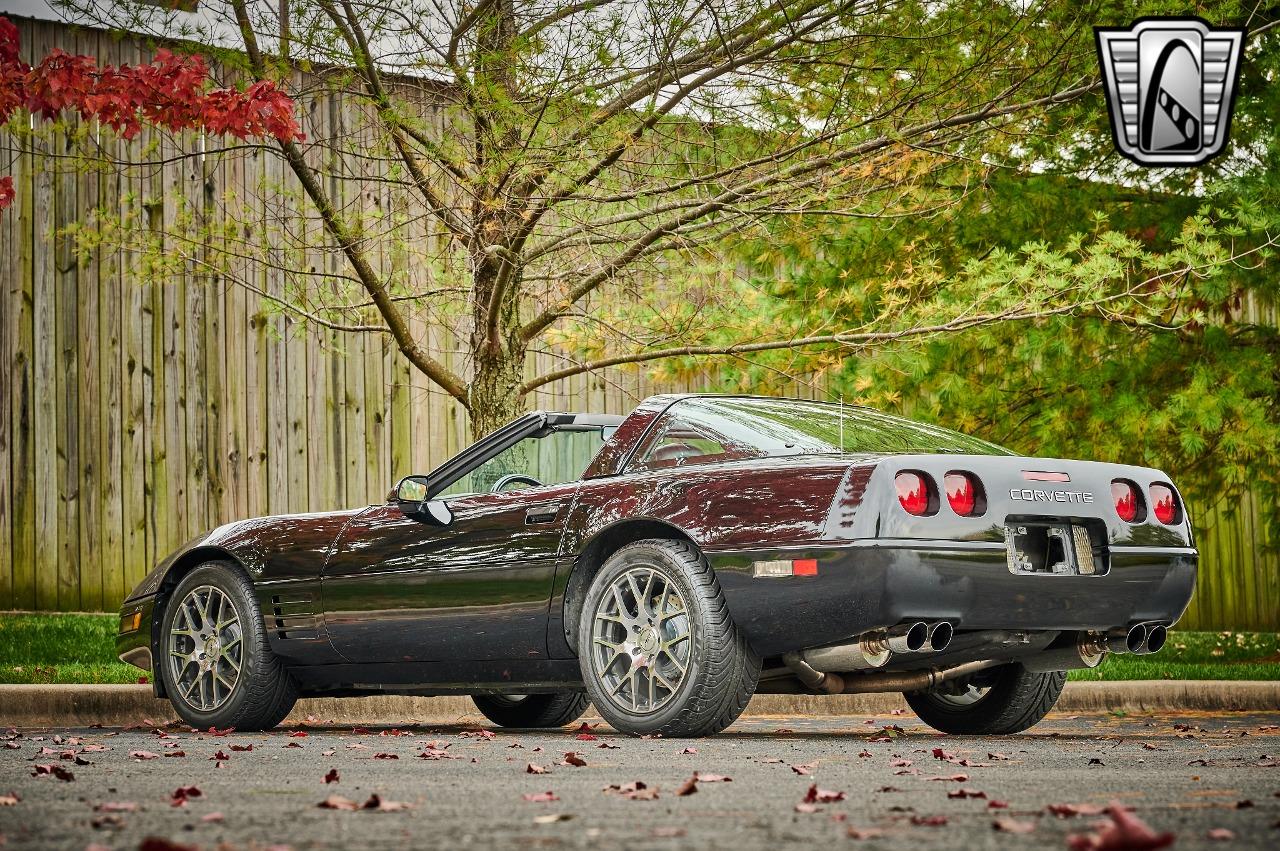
[0,17,1275,629]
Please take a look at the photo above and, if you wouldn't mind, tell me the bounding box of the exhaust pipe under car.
[801,622,929,672]
[1106,623,1148,655]
[1022,632,1108,672]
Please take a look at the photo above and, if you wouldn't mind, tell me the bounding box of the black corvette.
[117,394,1196,736]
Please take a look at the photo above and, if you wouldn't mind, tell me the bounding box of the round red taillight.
[895,471,934,516]
[1150,483,1180,525]
[944,471,980,516]
[1111,479,1141,522]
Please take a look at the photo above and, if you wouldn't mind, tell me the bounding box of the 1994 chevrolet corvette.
[117,394,1196,737]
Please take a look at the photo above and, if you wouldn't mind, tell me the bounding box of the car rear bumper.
[709,540,1197,657]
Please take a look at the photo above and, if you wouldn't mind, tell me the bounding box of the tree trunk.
[468,345,526,440]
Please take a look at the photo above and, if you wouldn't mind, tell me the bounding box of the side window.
[437,427,606,498]
[632,414,759,470]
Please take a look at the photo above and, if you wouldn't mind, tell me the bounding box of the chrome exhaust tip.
[926,621,954,652]
[1106,623,1147,655]
[1143,624,1168,655]
[885,622,929,654]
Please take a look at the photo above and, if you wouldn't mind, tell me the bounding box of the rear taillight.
[1111,479,1142,522]
[1150,484,1181,525]
[944,471,982,516]
[895,471,935,516]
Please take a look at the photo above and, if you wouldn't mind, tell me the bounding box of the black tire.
[471,693,590,728]
[159,561,298,731]
[576,539,760,737]
[904,664,1066,735]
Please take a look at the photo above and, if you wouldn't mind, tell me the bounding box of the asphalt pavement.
[1,711,1278,849]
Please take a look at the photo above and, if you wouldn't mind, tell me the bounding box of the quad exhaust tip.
[927,621,953,652]
[1144,624,1168,654]
[885,622,929,654]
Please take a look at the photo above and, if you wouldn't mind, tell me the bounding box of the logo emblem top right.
[1095,18,1246,167]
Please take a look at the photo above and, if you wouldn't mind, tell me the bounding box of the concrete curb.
[1,680,1276,728]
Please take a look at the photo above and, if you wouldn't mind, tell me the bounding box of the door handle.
[525,504,563,525]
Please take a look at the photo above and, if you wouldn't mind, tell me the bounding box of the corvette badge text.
[1095,17,1245,167]
[1009,488,1095,504]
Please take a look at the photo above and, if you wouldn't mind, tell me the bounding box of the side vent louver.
[271,593,318,640]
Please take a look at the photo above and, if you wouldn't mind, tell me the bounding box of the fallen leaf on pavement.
[318,795,360,811]
[847,827,883,839]
[30,764,74,781]
[603,781,658,800]
[324,769,339,784]
[1207,828,1235,841]
[201,812,224,823]
[522,791,559,803]
[559,752,586,767]
[0,793,20,806]
[677,777,698,796]
[694,772,731,783]
[1066,802,1175,851]
[526,763,550,775]
[948,788,987,799]
[910,815,948,826]
[803,784,846,804]
[170,785,202,807]
[926,773,968,782]
[1047,803,1107,818]
[533,813,572,824]
[993,818,1037,834]
[129,751,160,761]
[794,802,821,814]
[94,801,137,813]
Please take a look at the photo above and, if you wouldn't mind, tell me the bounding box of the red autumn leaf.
[130,751,160,760]
[170,785,202,807]
[993,818,1037,834]
[30,764,74,781]
[289,731,309,738]
[890,758,912,768]
[559,752,586,767]
[803,784,846,804]
[681,747,698,755]
[926,773,968,782]
[210,750,230,761]
[693,772,732,783]
[1047,802,1108,818]
[200,812,224,823]
[1066,803,1175,851]
[988,799,1010,809]
[460,729,496,740]
[597,742,620,749]
[229,744,253,752]
[163,751,186,758]
[575,732,598,741]
[847,827,883,839]
[987,752,1010,761]
[526,763,550,774]
[677,776,698,796]
[373,753,399,760]
[1206,828,1235,841]
[931,747,957,761]
[138,838,197,851]
[207,727,233,737]
[324,768,339,784]
[363,794,412,812]
[603,781,658,800]
[948,788,987,799]
[318,795,359,810]
[910,814,948,826]
[0,176,13,211]
[522,791,559,803]
[790,763,815,776]
[94,801,137,812]
[284,742,303,749]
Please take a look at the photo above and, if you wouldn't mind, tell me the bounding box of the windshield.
[632,397,1010,470]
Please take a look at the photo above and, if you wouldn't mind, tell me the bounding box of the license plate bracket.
[1004,520,1106,576]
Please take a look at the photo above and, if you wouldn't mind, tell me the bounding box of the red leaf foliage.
[0,14,300,210]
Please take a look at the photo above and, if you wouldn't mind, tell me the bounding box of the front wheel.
[159,561,298,731]
[904,664,1066,735]
[577,539,760,737]
[471,693,590,728]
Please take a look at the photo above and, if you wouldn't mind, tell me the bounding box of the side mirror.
[394,476,453,527]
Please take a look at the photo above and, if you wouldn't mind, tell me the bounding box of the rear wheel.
[904,663,1065,735]
[577,539,759,737]
[160,561,298,731]
[471,693,590,728]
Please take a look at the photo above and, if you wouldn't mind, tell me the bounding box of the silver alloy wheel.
[934,683,991,707]
[168,585,244,712]
[590,566,691,714]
